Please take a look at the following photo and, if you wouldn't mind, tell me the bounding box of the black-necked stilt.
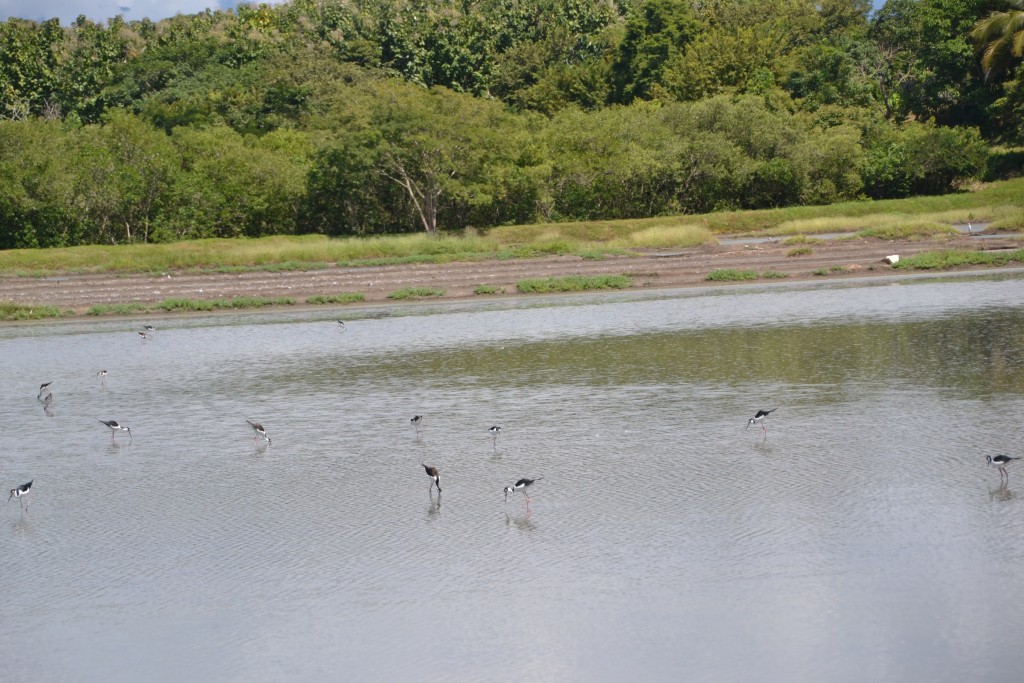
[246,419,271,444]
[504,477,540,503]
[38,381,52,400]
[8,480,32,509]
[422,464,441,493]
[100,420,131,440]
[138,331,149,340]
[97,370,108,378]
[987,454,1021,480]
[142,324,156,332]
[411,415,422,434]
[746,409,777,434]
[337,320,346,331]
[489,425,501,447]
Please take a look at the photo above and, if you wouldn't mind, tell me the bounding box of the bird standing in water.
[246,419,271,445]
[422,464,441,494]
[504,477,541,504]
[8,480,33,509]
[987,454,1021,480]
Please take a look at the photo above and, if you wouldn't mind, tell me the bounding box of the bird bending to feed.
[422,464,441,493]
[100,420,132,440]
[246,419,271,444]
[504,477,541,503]
[411,415,422,434]
[38,381,52,400]
[138,331,149,340]
[337,320,346,331]
[986,454,1021,480]
[8,480,32,509]
[746,409,777,433]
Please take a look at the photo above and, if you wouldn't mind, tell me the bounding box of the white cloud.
[1,0,286,25]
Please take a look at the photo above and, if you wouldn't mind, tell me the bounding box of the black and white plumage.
[138,331,149,340]
[38,381,52,400]
[8,480,32,509]
[142,325,156,332]
[97,370,108,378]
[422,464,441,493]
[100,420,131,440]
[337,320,347,331]
[986,454,1021,480]
[411,415,423,434]
[746,409,777,433]
[489,425,501,446]
[504,477,541,503]
[246,419,271,444]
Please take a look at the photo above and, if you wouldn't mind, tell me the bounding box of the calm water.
[3,274,1024,682]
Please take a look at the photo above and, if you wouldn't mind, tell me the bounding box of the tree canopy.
[0,0,1017,248]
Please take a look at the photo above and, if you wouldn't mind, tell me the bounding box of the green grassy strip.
[473,285,503,295]
[706,269,759,281]
[86,303,150,315]
[157,296,295,311]
[0,301,65,320]
[893,248,1024,270]
[306,292,365,305]
[387,287,446,300]
[516,275,632,293]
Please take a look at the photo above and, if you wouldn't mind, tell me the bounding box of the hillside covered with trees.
[0,0,1021,249]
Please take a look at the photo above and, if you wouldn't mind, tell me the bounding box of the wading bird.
[411,415,422,435]
[246,419,271,444]
[422,464,441,494]
[987,454,1021,480]
[489,425,501,447]
[504,477,541,504]
[100,420,132,440]
[8,480,32,509]
[746,409,777,436]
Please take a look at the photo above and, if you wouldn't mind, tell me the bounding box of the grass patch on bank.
[473,285,504,295]
[706,269,759,281]
[516,275,632,293]
[387,287,446,300]
[157,296,295,311]
[87,303,150,315]
[893,248,1024,270]
[306,292,365,305]
[0,301,65,320]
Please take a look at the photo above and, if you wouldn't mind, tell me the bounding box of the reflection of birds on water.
[989,481,1016,502]
[505,511,536,530]
[246,420,271,445]
[422,464,441,494]
[986,454,1021,480]
[8,480,33,510]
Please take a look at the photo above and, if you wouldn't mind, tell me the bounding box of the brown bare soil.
[1,234,1019,316]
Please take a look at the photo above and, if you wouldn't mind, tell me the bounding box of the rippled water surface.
[3,275,1024,682]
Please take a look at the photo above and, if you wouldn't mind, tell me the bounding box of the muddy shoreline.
[1,235,1020,316]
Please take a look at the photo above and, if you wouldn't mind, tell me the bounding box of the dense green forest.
[0,0,1021,249]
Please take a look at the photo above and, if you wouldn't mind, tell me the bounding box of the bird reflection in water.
[426,492,441,519]
[989,481,1017,502]
[505,511,536,532]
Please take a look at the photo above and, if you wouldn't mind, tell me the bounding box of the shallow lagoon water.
[2,274,1024,682]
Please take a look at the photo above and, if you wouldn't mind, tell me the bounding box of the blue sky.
[4,0,884,26]
[0,0,283,25]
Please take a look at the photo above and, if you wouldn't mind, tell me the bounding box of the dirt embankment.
[0,235,1019,315]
